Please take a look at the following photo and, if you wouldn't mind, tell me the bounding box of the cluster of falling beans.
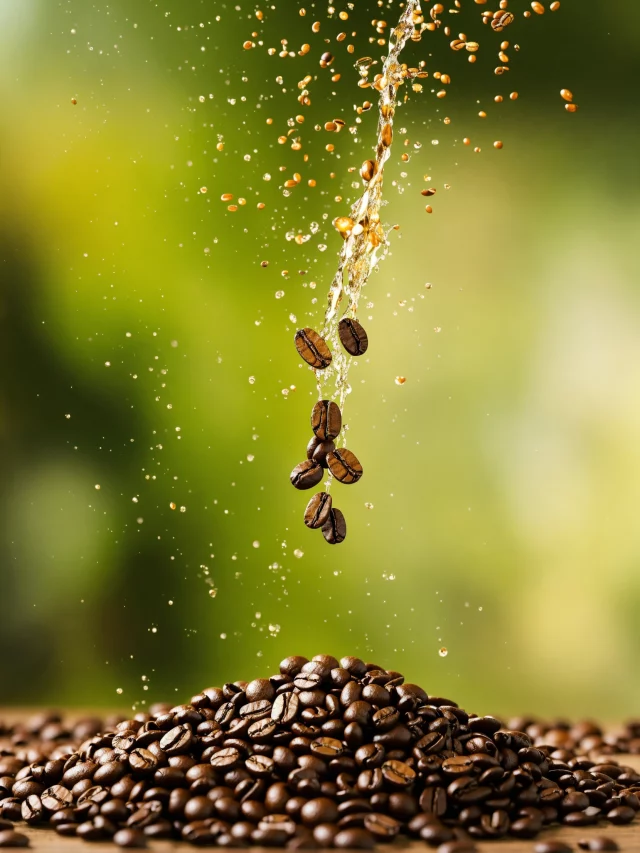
[289,317,369,545]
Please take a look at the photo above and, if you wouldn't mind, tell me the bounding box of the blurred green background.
[1,0,639,720]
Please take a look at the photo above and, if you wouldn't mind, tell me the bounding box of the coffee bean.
[607,805,635,824]
[21,795,44,824]
[114,827,148,848]
[420,786,447,815]
[290,460,323,491]
[40,785,72,812]
[534,842,574,853]
[437,843,479,853]
[311,400,342,441]
[272,693,300,725]
[211,748,242,770]
[333,827,376,849]
[321,508,347,544]
[381,760,416,787]
[295,328,332,369]
[338,317,369,356]
[303,493,332,529]
[307,437,335,469]
[327,448,363,484]
[363,812,400,838]
[578,838,619,851]
[159,725,193,756]
[0,830,29,848]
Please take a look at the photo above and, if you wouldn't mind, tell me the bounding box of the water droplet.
[439,647,448,657]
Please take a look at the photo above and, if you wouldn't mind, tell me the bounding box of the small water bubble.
[248,376,256,384]
[253,541,260,548]
[275,290,285,299]
[116,688,123,694]
[208,588,218,598]
[439,647,448,657]
[364,502,374,509]
[220,633,227,639]
[293,548,304,558]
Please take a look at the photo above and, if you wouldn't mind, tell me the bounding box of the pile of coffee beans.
[290,330,367,545]
[1,655,638,849]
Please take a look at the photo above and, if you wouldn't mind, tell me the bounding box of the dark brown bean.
[333,827,376,849]
[338,317,369,356]
[321,508,347,544]
[577,838,619,851]
[290,460,323,491]
[114,827,148,848]
[307,438,335,469]
[311,400,342,441]
[327,448,363,484]
[295,328,332,369]
[0,831,30,848]
[304,492,332,529]
[534,842,574,853]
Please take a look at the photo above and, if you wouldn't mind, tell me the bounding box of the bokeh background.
[1,0,639,719]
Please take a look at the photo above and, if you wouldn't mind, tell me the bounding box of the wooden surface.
[16,820,640,852]
[1,709,638,851]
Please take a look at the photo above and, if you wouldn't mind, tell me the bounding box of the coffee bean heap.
[291,320,369,545]
[1,655,639,849]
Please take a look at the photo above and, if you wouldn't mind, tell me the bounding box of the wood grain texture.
[16,820,640,852]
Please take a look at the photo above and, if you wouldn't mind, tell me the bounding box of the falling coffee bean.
[304,493,333,529]
[322,507,347,544]
[311,400,342,440]
[290,460,324,490]
[295,327,332,369]
[339,317,369,356]
[327,448,363,484]
[308,437,335,468]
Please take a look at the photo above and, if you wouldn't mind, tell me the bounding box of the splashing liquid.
[315,1,421,440]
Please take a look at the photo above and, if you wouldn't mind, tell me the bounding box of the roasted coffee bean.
[21,795,44,824]
[338,317,369,357]
[113,827,148,848]
[290,460,323,491]
[0,831,30,848]
[327,448,363,484]
[578,838,619,851]
[159,725,193,756]
[334,827,376,849]
[534,842,574,853]
[295,328,332,369]
[321,508,347,544]
[40,785,72,812]
[420,820,455,845]
[420,786,447,815]
[437,843,479,853]
[607,805,635,824]
[381,760,416,787]
[311,400,342,441]
[307,438,335,469]
[304,493,332,530]
[310,738,342,759]
[272,693,300,725]
[363,812,400,838]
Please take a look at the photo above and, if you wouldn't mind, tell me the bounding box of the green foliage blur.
[1,0,639,720]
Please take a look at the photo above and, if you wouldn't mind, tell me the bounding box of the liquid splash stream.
[315,0,422,434]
